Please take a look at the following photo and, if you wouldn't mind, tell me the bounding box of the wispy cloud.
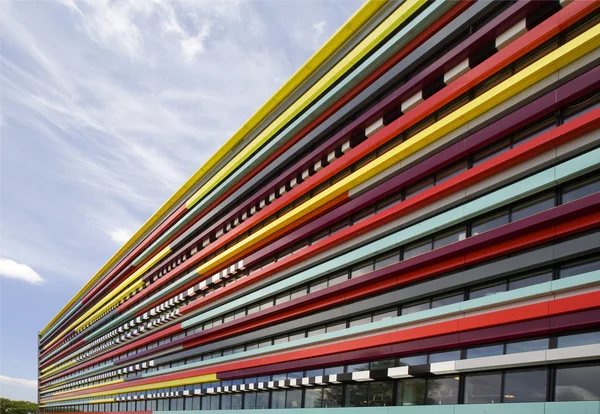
[0,258,45,285]
[0,375,38,390]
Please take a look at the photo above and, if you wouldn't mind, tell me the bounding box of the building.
[38,0,600,412]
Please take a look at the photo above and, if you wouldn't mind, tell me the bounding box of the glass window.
[274,335,288,345]
[282,389,301,409]
[289,331,305,342]
[231,394,242,409]
[349,316,371,328]
[324,366,344,376]
[472,210,509,236]
[473,139,511,166]
[351,261,373,278]
[291,287,306,300]
[432,293,463,308]
[306,368,323,377]
[557,331,600,348]
[345,383,369,407]
[470,282,506,299]
[397,378,426,406]
[322,385,342,407]
[405,178,434,199]
[436,161,468,184]
[308,327,326,337]
[275,292,290,305]
[426,376,459,405]
[464,372,502,404]
[329,272,348,286]
[327,322,346,332]
[504,369,547,402]
[466,344,504,359]
[404,239,432,259]
[310,277,328,293]
[511,194,555,221]
[506,338,549,354]
[429,350,460,363]
[209,395,219,410]
[562,175,600,203]
[509,271,552,290]
[555,364,600,401]
[346,362,369,373]
[220,395,231,410]
[434,227,466,249]
[373,309,397,322]
[305,388,322,408]
[399,354,428,366]
[560,257,600,279]
[369,381,393,406]
[370,359,396,370]
[563,91,600,123]
[256,392,269,409]
[247,303,260,315]
[375,251,399,269]
[402,301,429,315]
[271,390,286,409]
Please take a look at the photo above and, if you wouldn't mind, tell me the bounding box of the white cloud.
[108,228,134,245]
[0,258,45,285]
[312,20,327,49]
[0,375,38,390]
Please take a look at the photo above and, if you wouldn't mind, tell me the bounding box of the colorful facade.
[38,0,600,413]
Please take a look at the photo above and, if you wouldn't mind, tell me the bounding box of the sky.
[0,0,362,402]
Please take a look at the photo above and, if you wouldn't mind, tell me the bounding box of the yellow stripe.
[43,246,170,350]
[41,360,77,377]
[39,0,387,337]
[185,0,425,209]
[194,23,600,277]
[42,374,218,403]
[89,398,115,404]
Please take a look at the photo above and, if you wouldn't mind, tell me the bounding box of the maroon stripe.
[217,308,600,379]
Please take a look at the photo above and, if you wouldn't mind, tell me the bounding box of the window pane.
[347,362,369,373]
[472,210,509,236]
[345,383,369,407]
[306,368,323,377]
[506,338,549,354]
[402,301,429,315]
[470,282,506,299]
[473,139,511,166]
[433,227,466,249]
[429,350,460,363]
[509,271,552,290]
[308,327,326,337]
[310,278,328,293]
[562,175,600,203]
[431,293,463,309]
[370,359,396,370]
[511,194,554,221]
[426,377,459,405]
[291,287,306,300]
[349,316,371,328]
[369,381,393,406]
[555,365,600,401]
[271,390,286,408]
[399,355,428,366]
[256,392,269,409]
[329,272,348,286]
[404,239,432,259]
[275,292,290,305]
[405,178,434,199]
[504,369,547,402]
[397,378,426,406]
[286,389,302,408]
[324,366,344,375]
[466,344,504,359]
[373,309,397,322]
[557,331,600,348]
[327,322,346,333]
[560,258,600,279]
[351,261,373,278]
[375,252,399,269]
[322,385,343,407]
[436,161,468,185]
[464,373,502,404]
[304,388,322,408]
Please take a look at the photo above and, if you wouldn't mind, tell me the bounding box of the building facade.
[39,0,600,412]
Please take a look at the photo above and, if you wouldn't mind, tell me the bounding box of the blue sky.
[0,0,361,402]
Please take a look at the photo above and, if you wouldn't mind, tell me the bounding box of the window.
[305,388,322,408]
[464,372,502,404]
[370,358,396,370]
[433,227,466,249]
[560,257,600,279]
[557,331,600,348]
[322,385,342,407]
[351,261,373,278]
[426,376,459,405]
[562,175,600,204]
[327,322,346,333]
[309,278,328,293]
[504,369,547,402]
[466,344,504,359]
[512,194,555,221]
[402,301,429,315]
[506,338,548,354]
[432,293,463,308]
[509,271,552,290]
[271,390,286,408]
[555,364,600,401]
[373,309,396,322]
[471,211,509,236]
[286,389,302,408]
[256,392,269,409]
[436,161,468,184]
[404,239,432,259]
[345,383,368,407]
[473,139,511,166]
[349,316,370,328]
[397,378,426,406]
[375,251,399,269]
[405,178,434,199]
[368,381,393,406]
[470,282,506,299]
[429,350,460,363]
[231,394,242,409]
